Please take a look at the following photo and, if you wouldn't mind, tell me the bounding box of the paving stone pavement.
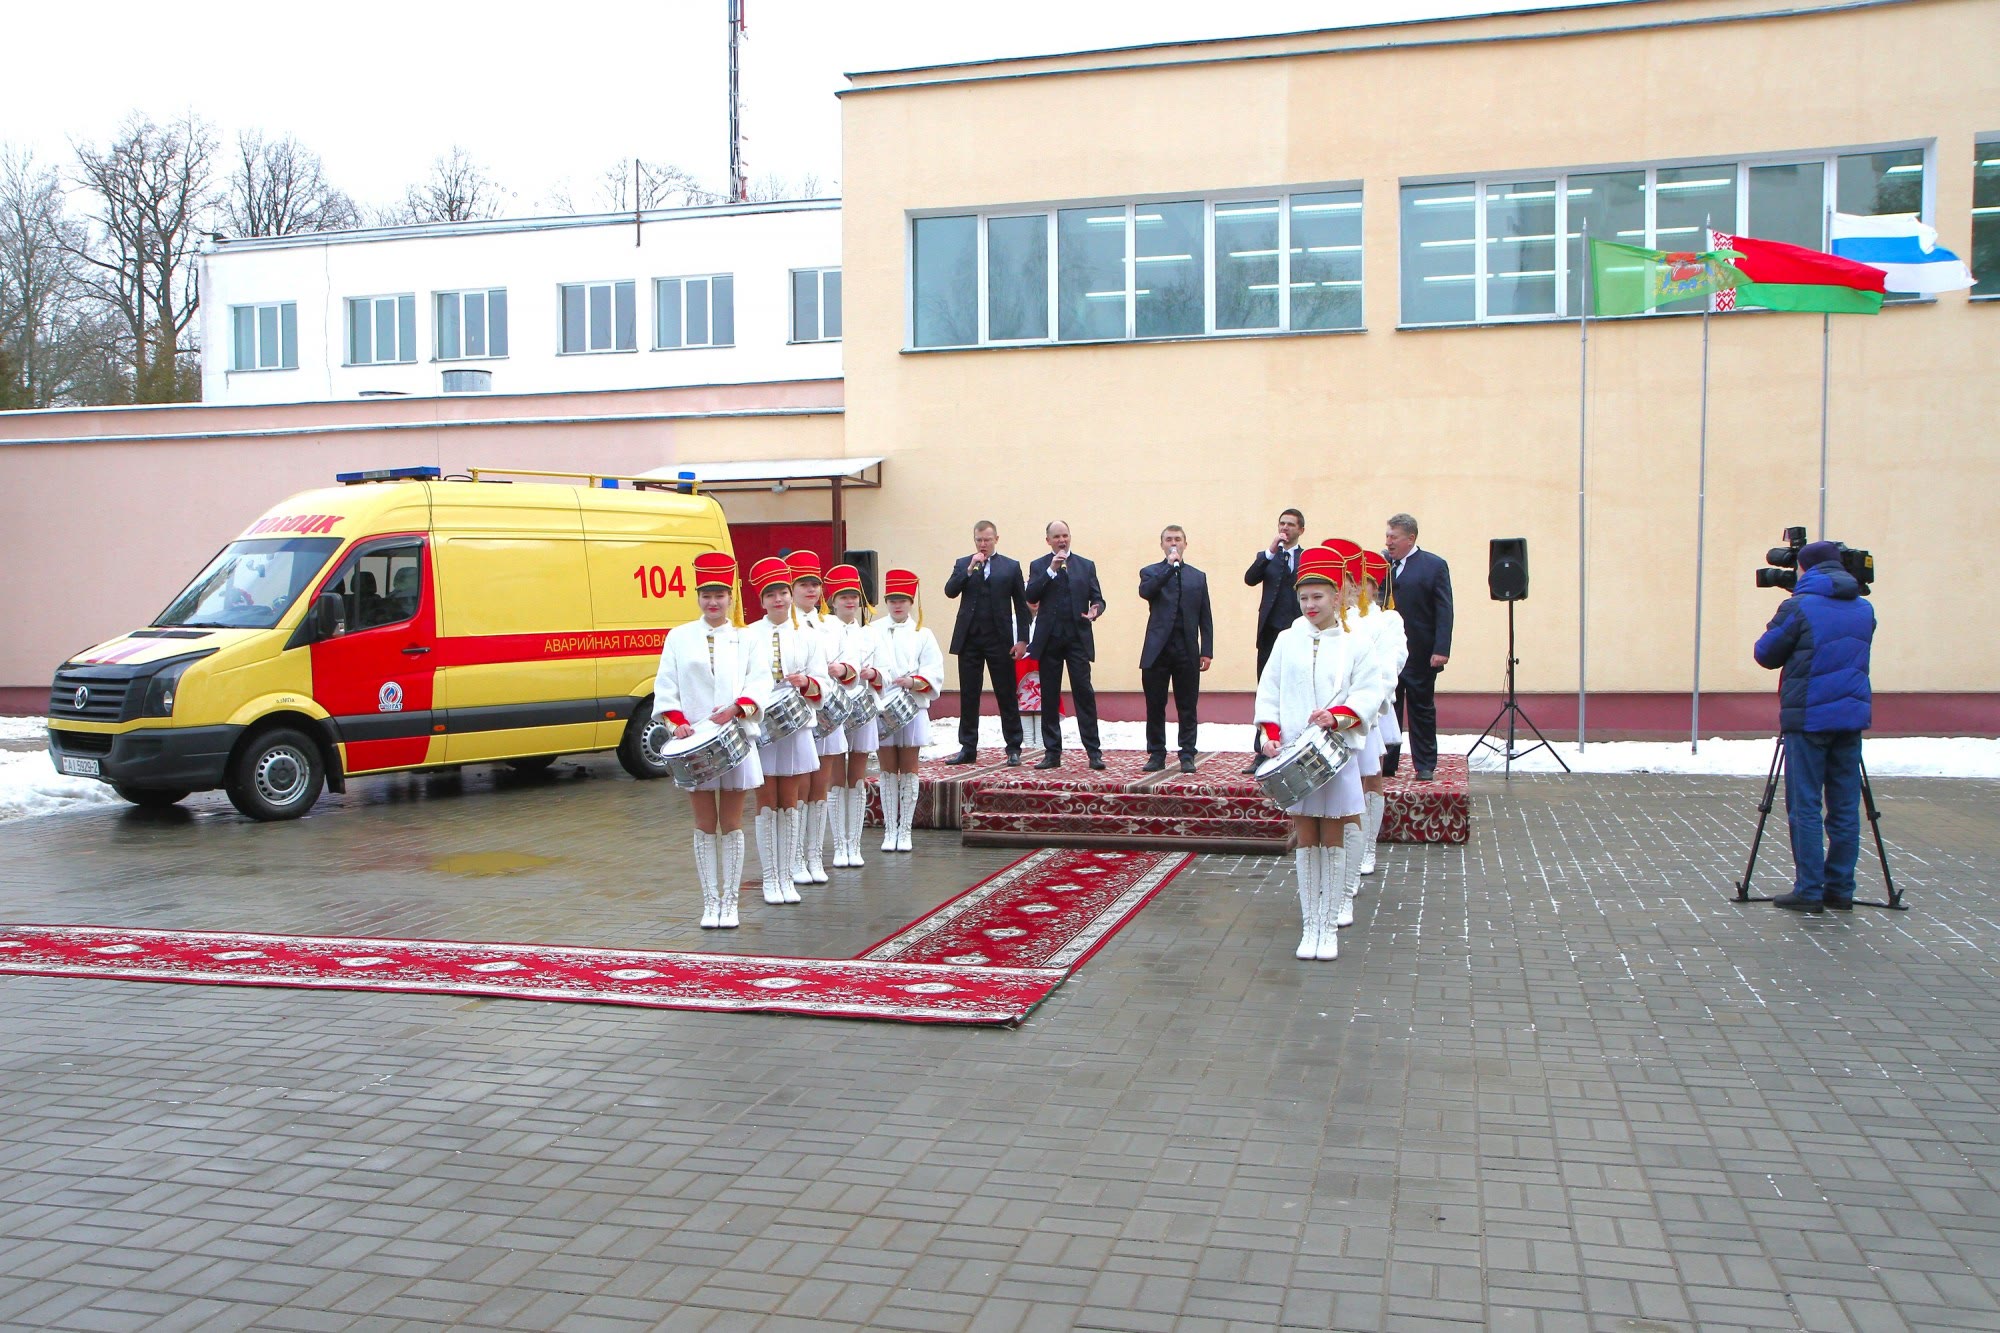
[1,757,1997,1331]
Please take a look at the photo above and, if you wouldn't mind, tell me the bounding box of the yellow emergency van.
[44,466,731,820]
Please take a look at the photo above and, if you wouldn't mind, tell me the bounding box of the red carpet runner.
[0,848,1192,1026]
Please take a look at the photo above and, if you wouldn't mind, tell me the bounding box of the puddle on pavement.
[429,851,560,877]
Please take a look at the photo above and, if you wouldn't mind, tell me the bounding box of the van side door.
[310,536,440,774]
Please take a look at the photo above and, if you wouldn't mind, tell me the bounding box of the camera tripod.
[1469,600,1569,778]
[1733,736,1904,911]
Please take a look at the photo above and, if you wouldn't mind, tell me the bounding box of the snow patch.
[0,745,121,823]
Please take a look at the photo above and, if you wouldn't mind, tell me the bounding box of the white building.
[198,199,843,404]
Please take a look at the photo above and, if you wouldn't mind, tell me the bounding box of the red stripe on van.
[430,629,672,668]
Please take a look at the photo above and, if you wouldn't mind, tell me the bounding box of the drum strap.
[770,627,784,682]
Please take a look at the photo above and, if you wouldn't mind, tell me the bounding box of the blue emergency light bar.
[335,466,442,485]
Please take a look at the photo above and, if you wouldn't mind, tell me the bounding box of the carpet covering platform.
[885,749,1470,851]
[0,848,1191,1025]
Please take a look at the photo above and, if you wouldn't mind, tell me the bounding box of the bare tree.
[742,170,828,203]
[221,131,360,238]
[69,112,217,403]
[547,159,719,216]
[0,147,95,407]
[389,145,506,224]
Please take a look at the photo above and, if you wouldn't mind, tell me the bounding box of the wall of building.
[837,0,2000,721]
[199,202,843,405]
[0,382,842,693]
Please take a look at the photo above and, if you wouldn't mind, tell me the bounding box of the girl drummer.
[740,556,832,906]
[651,552,762,930]
[822,564,877,870]
[868,569,943,853]
[787,550,846,886]
[1252,545,1388,962]
[1349,550,1406,881]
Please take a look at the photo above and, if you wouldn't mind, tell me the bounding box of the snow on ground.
[0,718,120,823]
[931,715,2000,778]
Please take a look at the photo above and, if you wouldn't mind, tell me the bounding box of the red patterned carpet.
[0,848,1192,1026]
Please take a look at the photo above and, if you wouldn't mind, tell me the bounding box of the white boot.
[806,799,830,883]
[896,772,919,852]
[1339,820,1364,925]
[846,784,867,867]
[779,805,802,903]
[1361,790,1384,876]
[1319,842,1346,956]
[756,808,784,905]
[790,801,812,885]
[718,828,743,928]
[695,831,721,928]
[879,773,901,853]
[829,786,850,868]
[1294,847,1317,959]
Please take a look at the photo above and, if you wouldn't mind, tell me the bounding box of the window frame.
[433,287,509,362]
[1971,135,2000,301]
[229,301,299,372]
[344,292,418,367]
[790,267,842,344]
[904,185,1366,351]
[557,279,638,355]
[1398,141,1937,328]
[653,273,736,351]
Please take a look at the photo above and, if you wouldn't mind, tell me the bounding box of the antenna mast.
[728,0,747,202]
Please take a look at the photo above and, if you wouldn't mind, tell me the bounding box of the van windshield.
[154,538,343,630]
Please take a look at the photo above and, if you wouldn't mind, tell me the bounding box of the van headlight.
[141,660,195,717]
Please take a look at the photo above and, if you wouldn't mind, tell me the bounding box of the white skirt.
[693,752,763,793]
[1358,720,1385,777]
[845,719,879,753]
[1284,755,1365,820]
[814,723,849,758]
[1378,704,1402,746]
[881,714,930,750]
[758,729,820,778]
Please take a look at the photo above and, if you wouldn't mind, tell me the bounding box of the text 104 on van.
[634,565,689,599]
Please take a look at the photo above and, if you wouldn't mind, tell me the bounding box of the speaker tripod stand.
[1732,736,1904,910]
[1469,600,1568,778]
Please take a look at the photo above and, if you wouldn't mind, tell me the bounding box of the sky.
[1,0,1503,217]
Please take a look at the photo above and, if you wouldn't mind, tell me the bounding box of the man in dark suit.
[942,519,1031,766]
[1242,507,1306,771]
[1138,525,1214,773]
[1384,512,1453,781]
[1025,519,1106,770]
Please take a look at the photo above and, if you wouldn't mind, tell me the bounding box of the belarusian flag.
[1709,229,1884,314]
[1588,239,1744,316]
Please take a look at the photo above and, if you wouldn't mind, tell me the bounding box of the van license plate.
[59,757,100,777]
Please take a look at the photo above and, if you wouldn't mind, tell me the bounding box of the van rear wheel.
[113,784,189,809]
[225,726,325,821]
[617,704,672,780]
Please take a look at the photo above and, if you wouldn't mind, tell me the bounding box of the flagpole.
[1692,218,1712,755]
[1818,206,1834,538]
[1577,219,1590,752]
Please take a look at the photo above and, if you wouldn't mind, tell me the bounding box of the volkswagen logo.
[73,686,89,711]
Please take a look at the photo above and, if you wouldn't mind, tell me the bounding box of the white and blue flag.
[1830,212,1975,294]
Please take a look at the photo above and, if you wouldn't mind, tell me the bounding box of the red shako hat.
[787,550,824,583]
[824,564,864,597]
[883,569,920,599]
[692,552,738,591]
[749,557,794,598]
[1358,551,1390,583]
[1295,546,1346,587]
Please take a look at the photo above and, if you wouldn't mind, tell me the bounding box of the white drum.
[877,686,924,733]
[1254,727,1362,808]
[660,723,753,791]
[756,686,814,743]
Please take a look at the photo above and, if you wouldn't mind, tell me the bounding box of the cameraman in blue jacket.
[1753,541,1876,914]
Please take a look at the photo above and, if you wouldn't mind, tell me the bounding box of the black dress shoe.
[1179,757,1198,774]
[1034,754,1063,770]
[1772,892,1825,914]
[944,748,979,766]
[1141,756,1166,772]
[1006,748,1022,767]
[1415,768,1435,782]
[1087,754,1107,771]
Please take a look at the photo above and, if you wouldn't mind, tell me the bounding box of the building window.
[560,280,636,354]
[435,288,508,360]
[1977,138,2000,298]
[231,302,297,371]
[347,294,416,365]
[1402,146,1932,325]
[792,268,842,342]
[655,275,735,349]
[912,188,1364,350]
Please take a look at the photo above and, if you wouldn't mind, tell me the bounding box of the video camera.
[1755,525,1874,594]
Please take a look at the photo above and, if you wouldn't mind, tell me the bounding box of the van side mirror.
[312,593,345,642]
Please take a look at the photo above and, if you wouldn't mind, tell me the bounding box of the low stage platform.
[867,749,1469,853]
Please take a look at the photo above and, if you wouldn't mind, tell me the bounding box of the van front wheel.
[617,705,672,781]
[226,727,325,821]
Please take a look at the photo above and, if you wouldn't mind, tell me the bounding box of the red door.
[309,535,439,773]
[728,522,835,607]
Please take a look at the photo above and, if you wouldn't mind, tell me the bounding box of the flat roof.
[205,197,842,254]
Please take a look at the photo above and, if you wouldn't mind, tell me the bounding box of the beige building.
[835,0,1999,735]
